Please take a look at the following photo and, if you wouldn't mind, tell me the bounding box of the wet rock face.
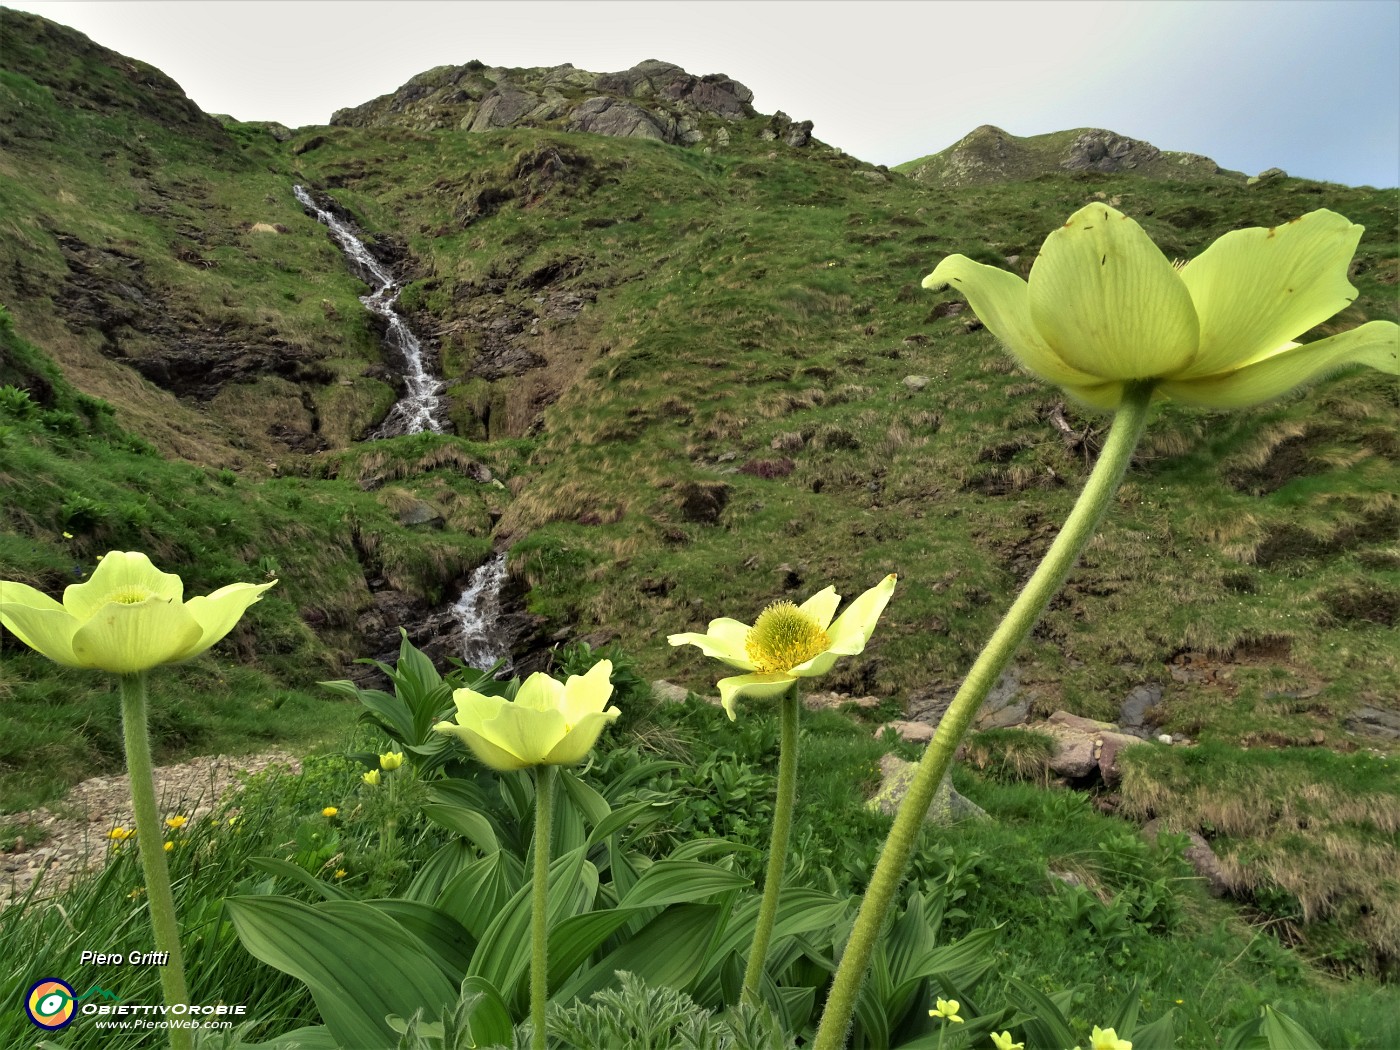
[330,58,794,150]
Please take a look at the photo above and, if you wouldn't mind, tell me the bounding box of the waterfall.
[292,184,444,436]
[295,183,508,668]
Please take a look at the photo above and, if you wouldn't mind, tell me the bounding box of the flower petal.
[924,255,1103,388]
[435,721,533,772]
[478,703,568,768]
[826,574,897,656]
[514,670,568,712]
[542,707,621,765]
[69,598,204,673]
[63,551,184,619]
[0,583,82,666]
[791,648,841,678]
[558,660,615,724]
[717,672,794,720]
[180,581,276,660]
[1176,209,1364,378]
[798,586,841,631]
[668,617,756,671]
[1028,204,1199,380]
[1158,321,1399,409]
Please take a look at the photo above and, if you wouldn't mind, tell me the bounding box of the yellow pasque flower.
[992,1033,1024,1050]
[928,997,963,1023]
[433,661,620,772]
[322,806,339,818]
[0,551,276,674]
[164,815,188,830]
[107,826,135,841]
[378,751,405,771]
[669,575,897,719]
[362,769,381,787]
[923,206,1398,410]
[1091,1026,1132,1050]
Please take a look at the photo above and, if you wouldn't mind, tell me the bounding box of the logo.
[25,978,77,1030]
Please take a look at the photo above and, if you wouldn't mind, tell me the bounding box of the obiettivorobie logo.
[24,978,121,1030]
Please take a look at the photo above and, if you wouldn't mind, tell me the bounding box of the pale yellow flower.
[928,997,963,1023]
[1091,1026,1132,1050]
[923,206,1397,410]
[362,769,381,787]
[992,1033,1024,1050]
[434,662,619,772]
[378,751,404,771]
[669,576,896,719]
[0,551,275,674]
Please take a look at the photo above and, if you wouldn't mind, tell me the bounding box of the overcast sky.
[5,0,1398,187]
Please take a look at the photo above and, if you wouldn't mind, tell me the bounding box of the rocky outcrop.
[901,125,1243,186]
[330,59,810,151]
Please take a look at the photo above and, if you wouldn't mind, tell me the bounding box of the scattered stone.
[867,754,989,825]
[396,499,444,528]
[1097,731,1147,786]
[1045,731,1098,778]
[876,720,934,744]
[1143,819,1230,897]
[1118,684,1163,736]
[902,375,930,391]
[976,700,1030,729]
[1247,167,1288,186]
[249,222,281,234]
[804,691,881,713]
[650,680,692,704]
[1343,705,1400,740]
[1046,711,1117,734]
[1157,733,1174,745]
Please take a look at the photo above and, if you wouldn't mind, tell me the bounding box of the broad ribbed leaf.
[587,799,666,846]
[436,849,525,940]
[618,860,751,908]
[226,895,456,1049]
[556,902,724,1004]
[240,1023,340,1048]
[369,899,474,982]
[1260,1005,1324,1049]
[421,803,500,854]
[559,767,611,825]
[247,857,351,901]
[1131,1009,1179,1050]
[458,976,514,1047]
[1005,977,1077,1049]
[406,839,478,905]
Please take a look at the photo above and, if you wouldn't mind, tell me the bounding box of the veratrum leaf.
[1260,1004,1325,1050]
[226,895,457,1049]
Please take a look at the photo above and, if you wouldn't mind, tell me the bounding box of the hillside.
[1,6,1398,982]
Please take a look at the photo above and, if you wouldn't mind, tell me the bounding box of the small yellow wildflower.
[163,841,174,852]
[378,751,404,771]
[928,998,963,1023]
[322,806,339,818]
[108,826,135,841]
[992,1034,1024,1050]
[333,868,347,880]
[128,886,145,899]
[362,769,381,786]
[164,815,188,830]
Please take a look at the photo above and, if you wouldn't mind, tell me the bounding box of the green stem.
[531,764,557,1050]
[119,671,192,1050]
[813,381,1155,1050]
[741,682,801,1005]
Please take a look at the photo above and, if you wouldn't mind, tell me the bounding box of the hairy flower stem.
[531,764,557,1050]
[813,381,1155,1050]
[742,682,801,1005]
[120,671,192,1050]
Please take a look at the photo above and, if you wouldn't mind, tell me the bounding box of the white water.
[296,183,509,667]
[293,184,444,436]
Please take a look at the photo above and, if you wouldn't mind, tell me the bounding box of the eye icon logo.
[25,978,77,1030]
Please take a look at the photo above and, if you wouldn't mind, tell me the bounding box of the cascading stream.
[295,183,509,668]
[292,184,444,436]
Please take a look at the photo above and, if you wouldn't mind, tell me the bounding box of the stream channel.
[294,184,511,671]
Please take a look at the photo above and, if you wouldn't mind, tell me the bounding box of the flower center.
[745,601,830,673]
[108,587,156,605]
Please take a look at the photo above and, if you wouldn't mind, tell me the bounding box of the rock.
[804,691,881,712]
[1118,684,1163,736]
[1046,711,1118,734]
[249,222,281,235]
[1046,732,1098,778]
[1157,733,1174,744]
[977,700,1030,729]
[1143,819,1230,897]
[469,87,544,131]
[1344,705,1400,740]
[902,375,930,391]
[973,668,1026,727]
[567,97,673,141]
[1247,167,1288,186]
[877,720,934,744]
[396,499,444,528]
[651,680,691,704]
[867,754,989,824]
[1097,731,1147,786]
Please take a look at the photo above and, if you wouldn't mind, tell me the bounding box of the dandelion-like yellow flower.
[163,841,174,852]
[0,551,276,674]
[378,751,404,771]
[333,868,347,880]
[1091,1026,1132,1050]
[928,998,963,1023]
[923,206,1397,410]
[164,815,187,830]
[362,769,381,787]
[992,1033,1024,1050]
[669,575,897,719]
[322,806,339,818]
[108,826,135,841]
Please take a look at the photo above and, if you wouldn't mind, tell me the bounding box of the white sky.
[5,0,1398,187]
